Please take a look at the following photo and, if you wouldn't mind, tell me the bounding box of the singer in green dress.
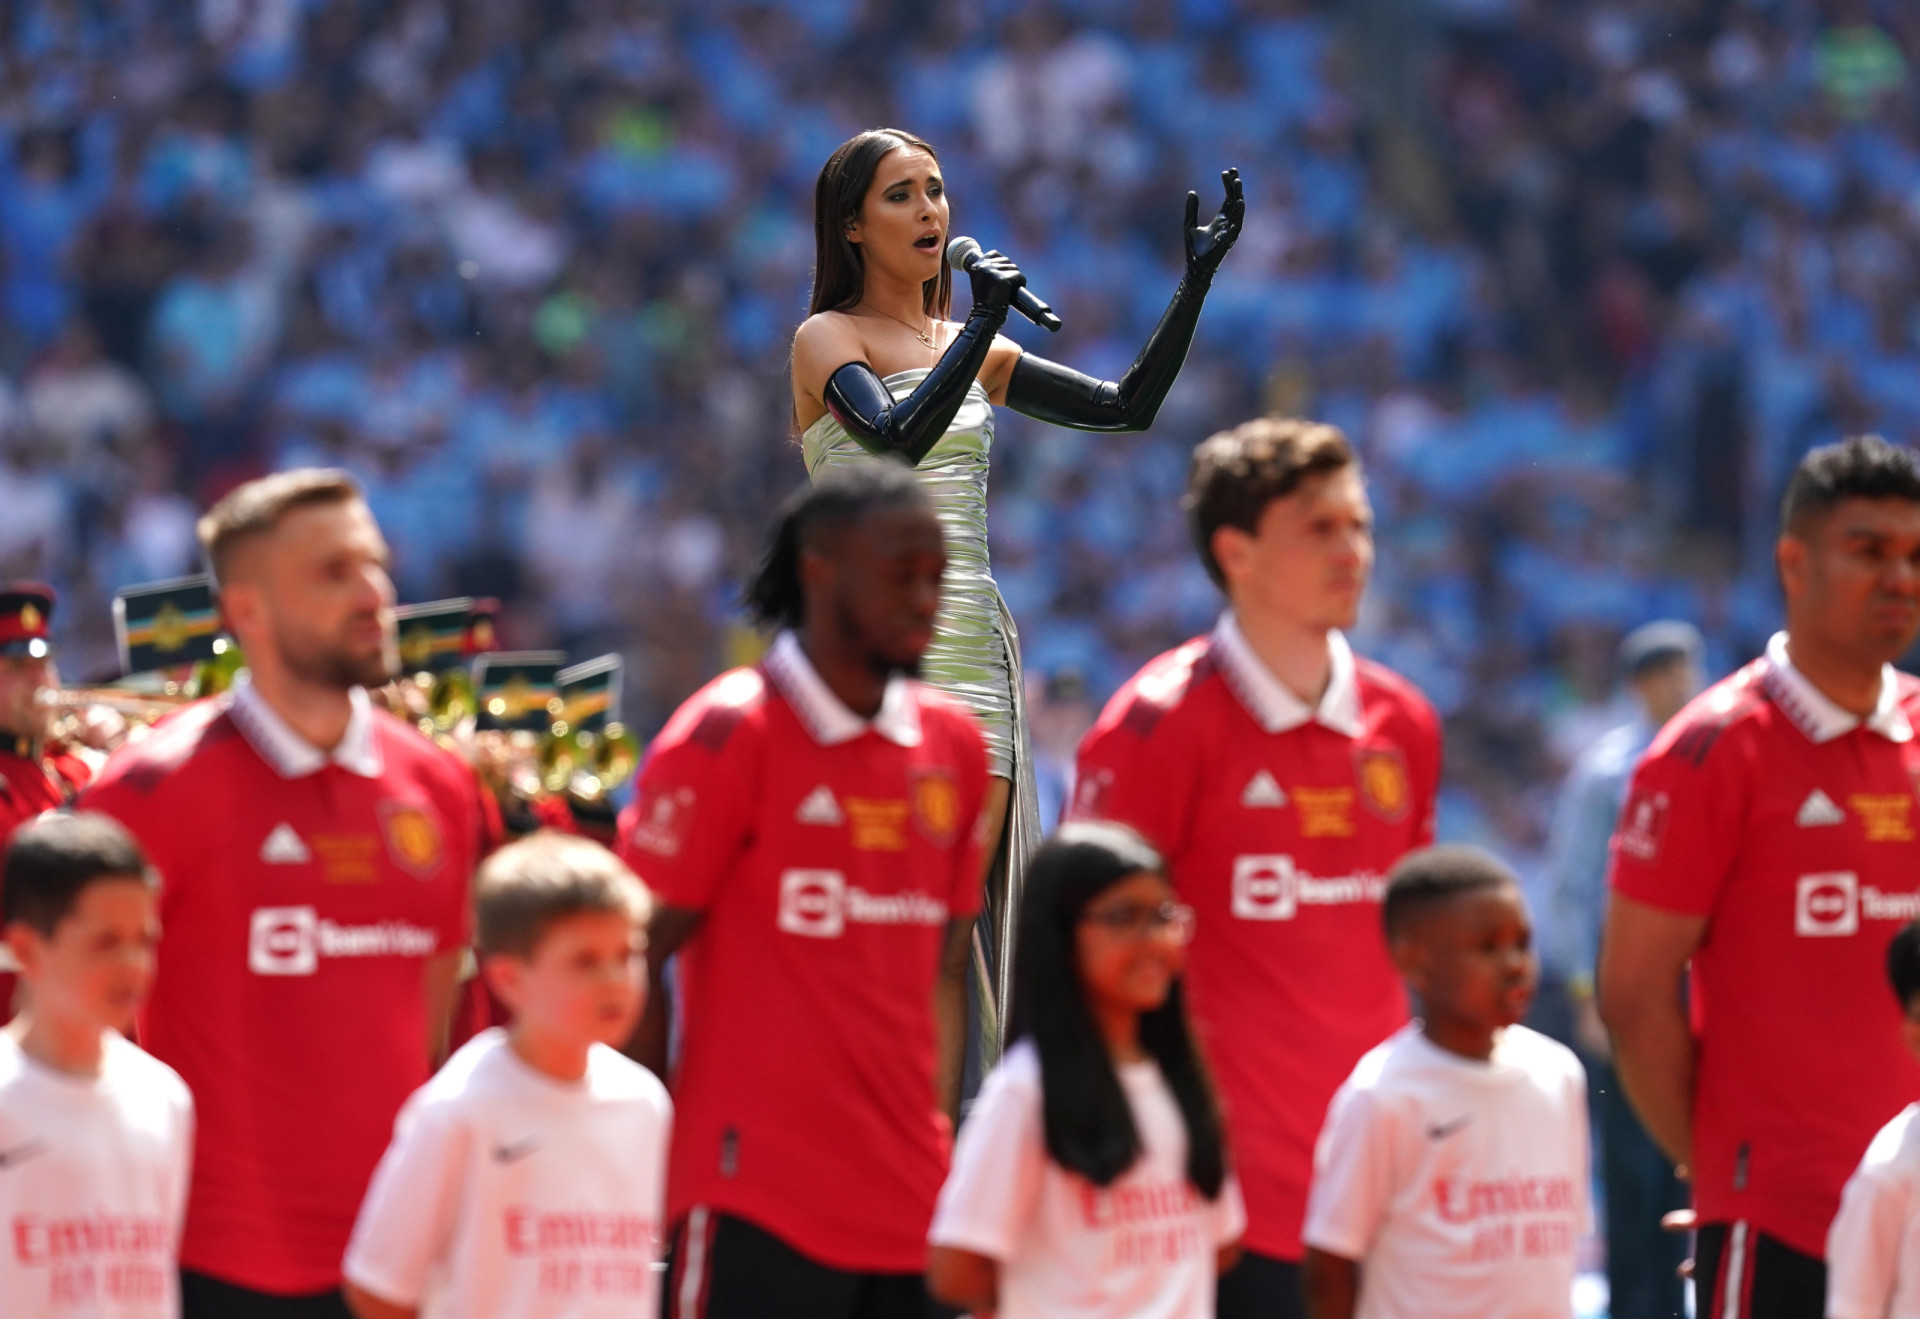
[790,127,1243,1041]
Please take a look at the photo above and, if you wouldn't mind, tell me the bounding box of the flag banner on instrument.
[557,654,622,733]
[114,575,223,675]
[394,598,477,674]
[473,651,566,731]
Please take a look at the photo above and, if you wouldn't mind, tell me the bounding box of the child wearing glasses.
[927,821,1244,1318]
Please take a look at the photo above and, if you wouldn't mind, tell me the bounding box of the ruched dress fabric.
[801,366,1041,1051]
[802,367,1017,775]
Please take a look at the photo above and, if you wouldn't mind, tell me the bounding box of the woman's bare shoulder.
[794,311,870,381]
[794,309,864,350]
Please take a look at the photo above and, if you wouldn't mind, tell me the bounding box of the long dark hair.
[809,128,953,320]
[744,462,927,631]
[1008,821,1228,1197]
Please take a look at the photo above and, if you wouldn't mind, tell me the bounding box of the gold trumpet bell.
[539,723,579,797]
[592,723,640,790]
[427,670,476,733]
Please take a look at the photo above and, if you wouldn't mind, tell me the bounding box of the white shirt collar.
[1761,631,1913,744]
[763,632,923,748]
[227,672,385,777]
[1210,612,1364,737]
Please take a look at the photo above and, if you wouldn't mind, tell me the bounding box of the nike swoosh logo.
[1426,1116,1471,1141]
[0,1140,46,1169]
[493,1139,539,1164]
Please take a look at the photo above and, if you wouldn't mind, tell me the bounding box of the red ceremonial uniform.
[0,736,89,832]
[80,677,484,1294]
[1071,616,1441,1261]
[1608,633,1920,1259]
[0,737,90,1019]
[618,632,989,1273]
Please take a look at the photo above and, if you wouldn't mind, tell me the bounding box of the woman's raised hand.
[1184,167,1245,282]
[966,249,1027,319]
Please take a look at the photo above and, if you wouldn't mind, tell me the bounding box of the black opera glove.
[1006,168,1245,433]
[823,248,1026,465]
[1186,167,1244,284]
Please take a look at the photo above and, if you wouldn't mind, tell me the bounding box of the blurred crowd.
[2,0,1917,952]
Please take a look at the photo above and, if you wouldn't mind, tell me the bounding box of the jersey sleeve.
[75,771,141,837]
[1301,1079,1396,1262]
[928,1054,1045,1260]
[76,773,175,915]
[1825,1156,1909,1319]
[341,1095,467,1308]
[617,709,759,914]
[1069,696,1198,859]
[1605,719,1749,916]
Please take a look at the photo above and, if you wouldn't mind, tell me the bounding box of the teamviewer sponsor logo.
[249,906,319,974]
[775,870,948,939]
[1231,855,1385,921]
[247,905,439,975]
[1863,887,1920,922]
[777,870,846,938]
[1232,856,1298,920]
[1789,872,1920,934]
[1795,873,1859,937]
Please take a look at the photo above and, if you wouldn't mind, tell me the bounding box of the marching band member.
[0,582,89,834]
[0,582,91,1021]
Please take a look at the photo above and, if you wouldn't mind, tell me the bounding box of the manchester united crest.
[378,801,445,878]
[912,769,962,846]
[1354,747,1412,823]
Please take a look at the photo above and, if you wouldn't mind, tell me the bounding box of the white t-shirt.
[1302,1023,1589,1319]
[343,1029,672,1319]
[0,1029,194,1319]
[1828,1103,1920,1319]
[930,1039,1245,1319]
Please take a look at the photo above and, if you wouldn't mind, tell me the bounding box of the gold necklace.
[862,302,938,350]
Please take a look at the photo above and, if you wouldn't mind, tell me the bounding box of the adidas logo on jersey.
[259,823,312,864]
[1241,770,1288,809]
[795,785,845,827]
[1796,789,1845,828]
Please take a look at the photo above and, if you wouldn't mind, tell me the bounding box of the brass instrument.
[379,670,639,812]
[37,686,194,719]
[35,638,243,757]
[537,717,641,803]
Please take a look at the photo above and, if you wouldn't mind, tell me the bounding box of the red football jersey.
[618,634,989,1273]
[1608,635,1920,1258]
[80,686,484,1294]
[1072,618,1441,1261]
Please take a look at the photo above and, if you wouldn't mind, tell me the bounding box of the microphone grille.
[945,236,980,271]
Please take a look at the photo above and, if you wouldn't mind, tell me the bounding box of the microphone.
[946,237,1063,332]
